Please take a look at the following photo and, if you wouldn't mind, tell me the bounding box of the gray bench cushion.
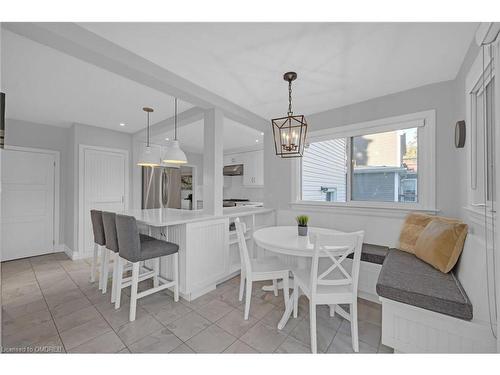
[347,243,389,265]
[376,249,473,321]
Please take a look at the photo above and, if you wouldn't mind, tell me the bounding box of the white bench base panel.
[380,297,496,353]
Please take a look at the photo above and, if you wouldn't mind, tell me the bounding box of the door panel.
[1,149,55,261]
[82,148,127,254]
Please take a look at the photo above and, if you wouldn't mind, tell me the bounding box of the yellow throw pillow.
[398,213,434,253]
[414,219,468,273]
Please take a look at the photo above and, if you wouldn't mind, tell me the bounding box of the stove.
[223,198,250,207]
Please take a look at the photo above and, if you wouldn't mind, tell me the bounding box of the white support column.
[203,108,224,216]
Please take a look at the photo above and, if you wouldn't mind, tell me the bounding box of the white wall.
[264,80,457,246]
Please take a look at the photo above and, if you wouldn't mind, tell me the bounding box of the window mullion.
[346,136,353,204]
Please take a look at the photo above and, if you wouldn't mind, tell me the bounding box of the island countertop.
[114,207,274,227]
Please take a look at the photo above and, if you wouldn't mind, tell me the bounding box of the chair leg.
[90,243,98,283]
[114,256,124,310]
[293,285,299,318]
[282,276,289,306]
[129,262,140,322]
[101,249,110,294]
[272,279,278,296]
[351,301,359,353]
[153,257,160,288]
[238,272,245,301]
[244,279,252,320]
[329,304,336,317]
[111,252,118,303]
[309,301,317,353]
[173,252,179,302]
[98,246,106,290]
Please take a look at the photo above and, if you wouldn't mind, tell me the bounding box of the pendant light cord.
[288,80,293,116]
[174,98,178,141]
[146,110,150,147]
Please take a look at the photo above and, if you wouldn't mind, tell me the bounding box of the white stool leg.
[98,246,106,290]
[114,256,124,310]
[173,252,179,302]
[244,279,252,320]
[238,272,245,301]
[351,301,359,352]
[101,249,110,294]
[272,279,278,296]
[310,301,317,353]
[129,262,140,322]
[153,257,160,288]
[282,276,289,306]
[293,285,299,318]
[111,252,118,303]
[90,243,98,283]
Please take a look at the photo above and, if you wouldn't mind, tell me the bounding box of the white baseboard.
[54,244,90,261]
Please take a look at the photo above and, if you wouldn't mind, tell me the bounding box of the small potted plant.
[296,215,309,236]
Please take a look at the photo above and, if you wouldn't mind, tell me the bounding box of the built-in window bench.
[376,248,496,353]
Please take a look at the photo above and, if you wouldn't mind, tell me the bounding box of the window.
[352,128,418,203]
[294,111,435,210]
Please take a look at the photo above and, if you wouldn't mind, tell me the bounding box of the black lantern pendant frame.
[271,72,308,158]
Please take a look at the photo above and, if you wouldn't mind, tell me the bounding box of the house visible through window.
[352,128,418,203]
[300,124,422,206]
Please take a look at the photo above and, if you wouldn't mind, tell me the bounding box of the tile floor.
[1,253,392,354]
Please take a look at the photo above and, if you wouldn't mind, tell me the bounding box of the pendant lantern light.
[271,72,308,158]
[162,98,188,165]
[137,107,160,167]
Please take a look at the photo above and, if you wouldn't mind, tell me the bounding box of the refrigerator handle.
[161,169,169,207]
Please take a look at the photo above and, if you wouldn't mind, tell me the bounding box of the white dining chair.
[291,230,364,353]
[234,218,290,320]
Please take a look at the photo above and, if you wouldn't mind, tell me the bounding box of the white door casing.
[79,145,129,256]
[1,147,59,261]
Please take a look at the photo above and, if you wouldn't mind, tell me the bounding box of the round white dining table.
[252,225,344,329]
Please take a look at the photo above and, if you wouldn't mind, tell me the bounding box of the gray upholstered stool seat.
[131,239,179,262]
[347,243,388,265]
[376,249,473,321]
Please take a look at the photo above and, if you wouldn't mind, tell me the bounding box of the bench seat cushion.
[376,249,473,321]
[347,243,389,265]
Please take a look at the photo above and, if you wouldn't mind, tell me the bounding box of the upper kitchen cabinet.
[242,150,264,187]
[223,150,264,187]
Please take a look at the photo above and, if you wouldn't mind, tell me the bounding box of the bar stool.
[89,210,106,289]
[115,214,179,321]
[102,211,156,302]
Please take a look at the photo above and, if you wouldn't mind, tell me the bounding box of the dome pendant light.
[137,107,160,167]
[162,98,188,165]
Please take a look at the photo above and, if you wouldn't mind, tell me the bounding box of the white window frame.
[291,110,436,213]
[465,44,496,218]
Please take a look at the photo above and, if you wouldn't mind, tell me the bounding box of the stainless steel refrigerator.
[142,167,181,209]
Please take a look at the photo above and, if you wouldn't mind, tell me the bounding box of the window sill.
[289,201,439,218]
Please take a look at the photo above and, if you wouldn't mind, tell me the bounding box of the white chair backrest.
[310,231,364,296]
[234,218,252,275]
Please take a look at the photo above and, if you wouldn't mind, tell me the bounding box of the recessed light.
[260,132,264,136]
[255,139,259,143]
[165,137,170,141]
[119,123,125,127]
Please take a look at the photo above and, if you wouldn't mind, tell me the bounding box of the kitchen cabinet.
[242,150,264,187]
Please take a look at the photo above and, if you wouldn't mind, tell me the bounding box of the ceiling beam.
[3,22,269,131]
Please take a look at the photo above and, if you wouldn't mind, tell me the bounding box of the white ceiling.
[2,23,478,146]
[1,29,193,132]
[150,117,264,154]
[81,22,478,118]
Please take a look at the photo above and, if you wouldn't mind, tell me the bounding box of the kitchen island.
[113,206,275,301]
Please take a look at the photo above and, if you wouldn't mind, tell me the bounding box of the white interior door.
[1,149,55,261]
[81,147,128,255]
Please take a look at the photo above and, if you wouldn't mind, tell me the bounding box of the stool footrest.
[137,280,176,300]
